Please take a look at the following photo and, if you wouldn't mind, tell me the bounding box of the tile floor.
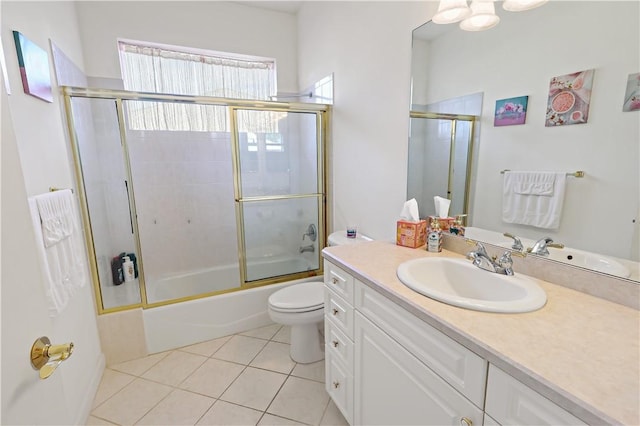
[87,324,348,426]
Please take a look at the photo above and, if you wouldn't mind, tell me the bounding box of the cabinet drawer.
[325,316,354,368]
[324,260,354,304]
[486,365,586,425]
[355,281,487,408]
[325,288,354,338]
[326,348,353,425]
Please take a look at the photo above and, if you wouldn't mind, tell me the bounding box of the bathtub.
[143,255,321,353]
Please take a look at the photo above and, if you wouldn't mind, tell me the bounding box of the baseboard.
[76,352,106,425]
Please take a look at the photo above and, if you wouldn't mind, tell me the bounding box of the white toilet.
[267,230,372,363]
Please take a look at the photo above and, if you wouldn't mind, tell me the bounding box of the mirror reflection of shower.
[66,89,327,312]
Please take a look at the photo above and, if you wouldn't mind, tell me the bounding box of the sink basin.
[396,257,547,313]
[546,248,631,278]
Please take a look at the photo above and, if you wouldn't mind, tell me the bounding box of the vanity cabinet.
[324,261,356,424]
[323,259,590,426]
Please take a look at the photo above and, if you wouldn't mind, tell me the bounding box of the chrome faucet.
[527,237,564,256]
[302,224,317,242]
[299,244,315,253]
[503,232,524,252]
[466,242,516,276]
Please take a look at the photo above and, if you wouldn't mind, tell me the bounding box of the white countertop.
[322,241,640,425]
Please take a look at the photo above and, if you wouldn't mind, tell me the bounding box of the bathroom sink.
[546,248,631,278]
[396,257,546,313]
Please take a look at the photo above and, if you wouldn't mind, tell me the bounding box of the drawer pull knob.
[332,309,339,316]
[460,417,473,426]
[332,340,339,347]
[331,277,339,284]
[333,381,340,389]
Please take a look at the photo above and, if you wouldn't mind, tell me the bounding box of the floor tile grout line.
[91,325,341,425]
[90,369,140,411]
[204,332,276,416]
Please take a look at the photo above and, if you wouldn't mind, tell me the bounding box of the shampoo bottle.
[427,218,442,253]
[123,256,135,282]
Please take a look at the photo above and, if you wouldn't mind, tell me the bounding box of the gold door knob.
[460,417,473,426]
[31,336,74,379]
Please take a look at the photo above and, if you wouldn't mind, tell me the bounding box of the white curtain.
[119,42,279,132]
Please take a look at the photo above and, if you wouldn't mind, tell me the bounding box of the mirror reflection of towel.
[502,172,567,229]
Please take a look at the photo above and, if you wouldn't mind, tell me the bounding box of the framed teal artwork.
[13,31,52,102]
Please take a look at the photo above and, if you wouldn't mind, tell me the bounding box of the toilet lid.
[269,281,324,312]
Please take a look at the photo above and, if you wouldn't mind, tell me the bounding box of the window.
[118,40,278,132]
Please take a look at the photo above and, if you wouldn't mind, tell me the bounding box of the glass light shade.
[503,0,548,12]
[459,1,500,31]
[432,0,471,24]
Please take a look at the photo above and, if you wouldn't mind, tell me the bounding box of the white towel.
[502,171,567,229]
[29,189,88,317]
[36,191,74,247]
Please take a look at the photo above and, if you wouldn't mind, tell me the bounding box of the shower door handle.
[125,180,134,234]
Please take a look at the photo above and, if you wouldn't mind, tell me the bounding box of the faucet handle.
[497,251,514,268]
[503,232,524,251]
[548,243,564,249]
[466,241,488,257]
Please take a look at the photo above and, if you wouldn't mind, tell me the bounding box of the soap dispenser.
[450,214,467,236]
[427,218,442,253]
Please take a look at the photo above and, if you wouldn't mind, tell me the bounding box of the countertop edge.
[322,250,621,426]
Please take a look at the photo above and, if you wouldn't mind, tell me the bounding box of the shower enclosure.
[63,87,328,313]
[407,111,476,219]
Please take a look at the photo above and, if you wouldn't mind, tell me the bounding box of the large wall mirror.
[409,1,639,282]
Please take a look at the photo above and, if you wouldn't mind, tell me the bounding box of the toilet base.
[290,322,324,364]
[268,305,324,364]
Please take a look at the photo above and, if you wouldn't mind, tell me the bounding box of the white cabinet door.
[486,365,586,426]
[354,313,483,426]
[355,281,487,407]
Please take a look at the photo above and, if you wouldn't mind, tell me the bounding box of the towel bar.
[500,170,584,178]
[49,187,75,193]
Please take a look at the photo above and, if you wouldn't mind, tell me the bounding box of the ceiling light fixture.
[460,1,500,31]
[432,0,547,31]
[432,0,472,24]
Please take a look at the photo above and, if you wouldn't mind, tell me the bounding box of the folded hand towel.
[502,171,567,229]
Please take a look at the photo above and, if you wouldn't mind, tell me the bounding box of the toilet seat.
[268,281,324,313]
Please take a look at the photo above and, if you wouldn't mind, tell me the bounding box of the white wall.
[297,1,437,241]
[1,2,103,424]
[417,1,640,259]
[74,1,299,94]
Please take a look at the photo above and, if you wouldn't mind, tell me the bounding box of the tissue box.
[396,220,427,248]
[429,216,455,232]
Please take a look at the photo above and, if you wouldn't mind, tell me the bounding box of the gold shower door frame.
[409,111,476,219]
[62,86,330,314]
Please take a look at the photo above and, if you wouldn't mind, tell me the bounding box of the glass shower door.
[234,109,323,282]
[124,100,241,304]
[69,97,142,310]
